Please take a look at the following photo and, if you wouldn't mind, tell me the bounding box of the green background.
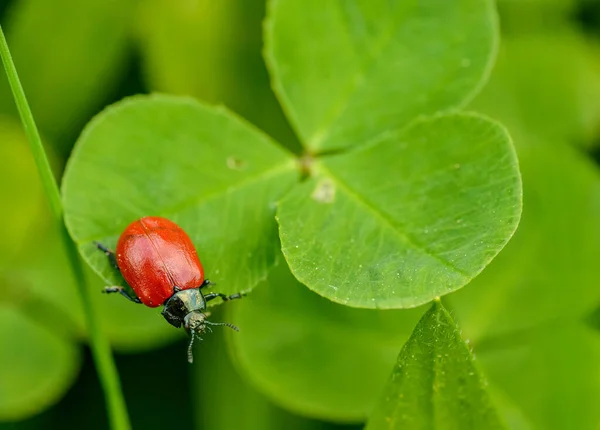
[1,0,600,429]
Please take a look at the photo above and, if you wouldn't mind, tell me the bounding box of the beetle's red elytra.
[95,216,243,363]
[116,217,204,307]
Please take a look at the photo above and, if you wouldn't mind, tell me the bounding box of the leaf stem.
[0,26,131,430]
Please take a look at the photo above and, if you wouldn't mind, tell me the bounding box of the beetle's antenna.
[205,320,239,331]
[187,331,196,364]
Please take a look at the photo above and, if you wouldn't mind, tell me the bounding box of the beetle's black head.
[161,288,239,363]
[183,310,208,333]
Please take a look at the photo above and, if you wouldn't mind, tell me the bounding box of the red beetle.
[95,216,242,363]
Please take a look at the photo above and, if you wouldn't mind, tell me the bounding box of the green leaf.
[478,322,600,430]
[0,306,80,420]
[266,0,498,152]
[228,259,424,421]
[193,328,331,430]
[62,94,297,301]
[136,0,299,150]
[278,114,521,309]
[449,136,600,341]
[0,0,134,147]
[366,300,506,430]
[470,30,600,148]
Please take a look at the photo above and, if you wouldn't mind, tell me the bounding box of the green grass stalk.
[0,26,131,430]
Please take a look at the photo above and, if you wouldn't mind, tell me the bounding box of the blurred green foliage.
[1,0,600,429]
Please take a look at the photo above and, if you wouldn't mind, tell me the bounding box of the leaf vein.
[320,165,470,278]
[78,160,296,243]
[308,1,401,149]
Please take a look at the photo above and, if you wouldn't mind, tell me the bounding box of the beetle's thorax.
[161,288,207,328]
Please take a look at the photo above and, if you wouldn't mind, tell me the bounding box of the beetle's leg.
[103,286,142,304]
[204,292,245,302]
[94,241,119,270]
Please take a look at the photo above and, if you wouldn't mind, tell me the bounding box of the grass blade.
[0,25,131,430]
